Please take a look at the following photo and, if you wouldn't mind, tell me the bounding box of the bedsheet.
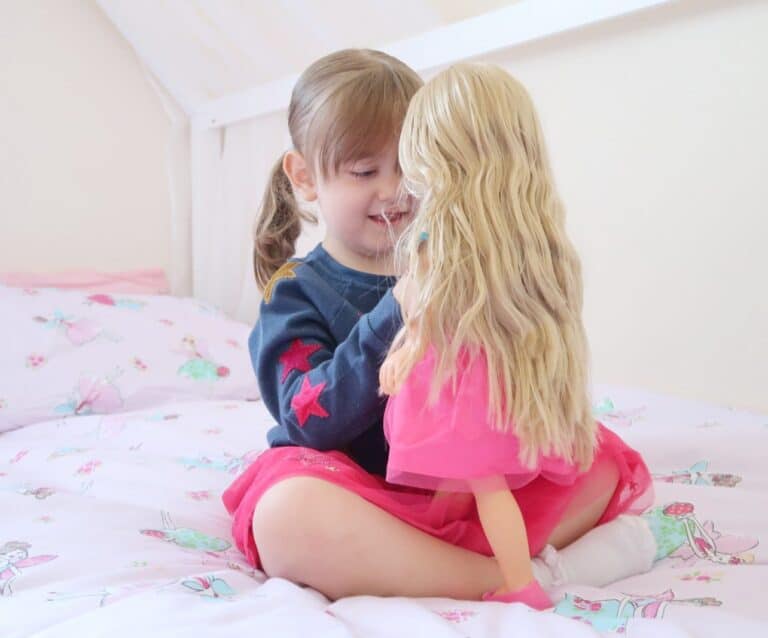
[1,388,766,636]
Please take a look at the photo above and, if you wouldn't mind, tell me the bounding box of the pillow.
[0,285,260,432]
[0,268,169,294]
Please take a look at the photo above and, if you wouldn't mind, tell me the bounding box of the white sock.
[531,515,657,590]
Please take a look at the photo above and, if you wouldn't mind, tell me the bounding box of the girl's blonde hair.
[381,63,597,469]
[253,49,423,290]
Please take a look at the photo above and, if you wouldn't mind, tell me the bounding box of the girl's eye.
[351,169,376,178]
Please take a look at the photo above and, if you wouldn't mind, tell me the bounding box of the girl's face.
[316,141,413,274]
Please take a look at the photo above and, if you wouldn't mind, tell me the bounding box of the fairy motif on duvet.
[181,575,236,599]
[593,398,646,428]
[178,449,261,474]
[33,311,102,346]
[176,336,230,381]
[0,541,57,596]
[54,372,124,417]
[140,511,231,552]
[554,590,721,633]
[643,502,758,565]
[652,460,742,487]
[85,293,145,311]
[18,485,56,500]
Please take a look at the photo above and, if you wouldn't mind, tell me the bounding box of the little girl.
[224,49,659,603]
[380,63,654,608]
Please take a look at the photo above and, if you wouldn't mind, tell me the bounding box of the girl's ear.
[282,151,318,202]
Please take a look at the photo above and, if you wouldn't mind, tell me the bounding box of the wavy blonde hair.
[380,63,596,469]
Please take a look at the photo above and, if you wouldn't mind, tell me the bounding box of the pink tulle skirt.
[223,432,652,569]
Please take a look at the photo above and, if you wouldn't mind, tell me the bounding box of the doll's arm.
[472,476,551,609]
[472,475,534,593]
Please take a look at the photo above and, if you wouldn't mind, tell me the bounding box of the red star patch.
[279,339,322,382]
[291,377,329,426]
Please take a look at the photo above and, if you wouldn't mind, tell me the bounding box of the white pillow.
[0,285,259,431]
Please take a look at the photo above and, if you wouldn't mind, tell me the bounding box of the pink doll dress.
[384,346,653,531]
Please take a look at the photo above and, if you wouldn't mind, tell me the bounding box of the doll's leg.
[253,476,504,601]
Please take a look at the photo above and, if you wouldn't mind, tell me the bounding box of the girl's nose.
[377,172,401,202]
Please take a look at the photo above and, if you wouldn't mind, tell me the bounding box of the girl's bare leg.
[546,456,620,549]
[253,476,503,600]
[253,457,620,601]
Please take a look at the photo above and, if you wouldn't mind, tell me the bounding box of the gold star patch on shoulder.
[263,261,300,303]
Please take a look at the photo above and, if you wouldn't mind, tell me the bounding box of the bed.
[1,283,766,637]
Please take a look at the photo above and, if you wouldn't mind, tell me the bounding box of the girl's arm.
[253,272,402,451]
[472,475,534,593]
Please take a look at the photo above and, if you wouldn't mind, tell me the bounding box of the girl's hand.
[393,275,418,317]
[394,240,429,317]
[379,344,408,396]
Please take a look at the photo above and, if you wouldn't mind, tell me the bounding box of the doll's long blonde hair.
[380,63,597,469]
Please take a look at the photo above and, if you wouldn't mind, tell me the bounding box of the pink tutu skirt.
[223,441,652,569]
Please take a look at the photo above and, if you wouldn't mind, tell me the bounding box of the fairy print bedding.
[2,388,765,637]
[0,284,259,432]
[1,287,767,636]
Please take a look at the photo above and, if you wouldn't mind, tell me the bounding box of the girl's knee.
[252,477,347,578]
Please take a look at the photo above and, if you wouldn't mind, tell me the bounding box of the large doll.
[381,63,653,609]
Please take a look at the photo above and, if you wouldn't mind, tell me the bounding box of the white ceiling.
[97,0,518,113]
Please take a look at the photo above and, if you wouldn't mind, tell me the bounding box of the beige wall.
[485,0,767,411]
[0,0,171,274]
[1,0,764,411]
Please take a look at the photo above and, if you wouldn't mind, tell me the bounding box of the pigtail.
[253,48,422,291]
[253,157,316,291]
